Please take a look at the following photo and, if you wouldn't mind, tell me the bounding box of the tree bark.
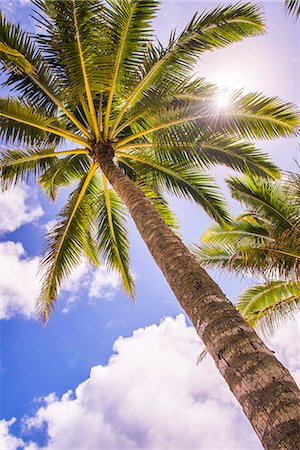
[98,146,300,450]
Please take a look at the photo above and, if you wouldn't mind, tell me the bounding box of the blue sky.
[0,1,299,449]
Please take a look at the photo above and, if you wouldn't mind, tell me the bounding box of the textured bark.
[97,144,300,450]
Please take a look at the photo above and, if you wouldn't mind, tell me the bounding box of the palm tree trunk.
[97,144,300,450]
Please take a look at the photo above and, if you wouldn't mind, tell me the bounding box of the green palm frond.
[227,176,297,232]
[201,216,271,246]
[115,91,299,150]
[0,147,88,190]
[197,173,300,335]
[33,0,112,101]
[220,92,299,140]
[117,150,231,225]
[39,154,91,200]
[97,176,135,297]
[196,135,279,178]
[236,280,300,334]
[38,164,99,323]
[0,12,58,114]
[104,0,159,136]
[0,97,89,147]
[111,2,265,132]
[284,0,300,20]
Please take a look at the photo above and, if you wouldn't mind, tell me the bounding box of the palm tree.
[285,0,300,20]
[196,175,300,337]
[0,1,299,447]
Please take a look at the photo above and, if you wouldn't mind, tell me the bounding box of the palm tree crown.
[196,174,300,335]
[0,0,299,322]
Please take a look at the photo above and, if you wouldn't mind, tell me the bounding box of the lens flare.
[215,91,231,109]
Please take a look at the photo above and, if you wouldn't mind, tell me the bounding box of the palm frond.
[115,91,299,150]
[104,0,159,136]
[236,280,300,334]
[0,97,89,147]
[0,12,89,136]
[37,164,99,323]
[33,0,112,104]
[220,92,299,140]
[227,176,297,232]
[97,176,135,297]
[116,150,231,225]
[201,217,271,246]
[196,135,279,178]
[110,2,265,132]
[0,12,58,114]
[0,147,87,189]
[284,0,300,20]
[39,154,91,200]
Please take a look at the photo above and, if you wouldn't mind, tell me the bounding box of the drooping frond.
[116,150,231,225]
[115,91,299,150]
[236,280,300,334]
[284,0,300,20]
[39,153,91,200]
[97,176,135,297]
[0,12,57,113]
[0,146,87,189]
[0,97,89,147]
[37,164,99,323]
[219,92,299,140]
[0,12,90,136]
[196,135,279,178]
[201,216,271,246]
[196,173,300,335]
[227,176,298,232]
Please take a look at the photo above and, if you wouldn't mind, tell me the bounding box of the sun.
[215,90,231,109]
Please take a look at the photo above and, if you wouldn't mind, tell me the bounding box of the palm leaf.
[227,176,298,232]
[0,97,89,147]
[284,0,300,20]
[38,164,99,322]
[196,135,279,178]
[236,280,300,334]
[111,2,265,132]
[116,150,231,225]
[39,154,91,200]
[220,92,299,140]
[97,176,135,297]
[0,12,89,136]
[0,147,86,189]
[33,0,112,110]
[104,0,159,137]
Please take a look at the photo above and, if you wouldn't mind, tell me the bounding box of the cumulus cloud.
[0,418,25,450]
[1,241,121,319]
[0,241,40,319]
[0,185,43,234]
[22,315,271,449]
[88,267,120,300]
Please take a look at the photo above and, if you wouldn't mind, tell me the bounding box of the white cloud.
[0,418,25,450]
[0,241,40,319]
[0,185,43,235]
[2,314,299,449]
[267,314,300,385]
[88,267,120,300]
[0,242,121,320]
[22,315,275,450]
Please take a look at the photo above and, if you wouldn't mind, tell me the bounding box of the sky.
[0,1,299,449]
